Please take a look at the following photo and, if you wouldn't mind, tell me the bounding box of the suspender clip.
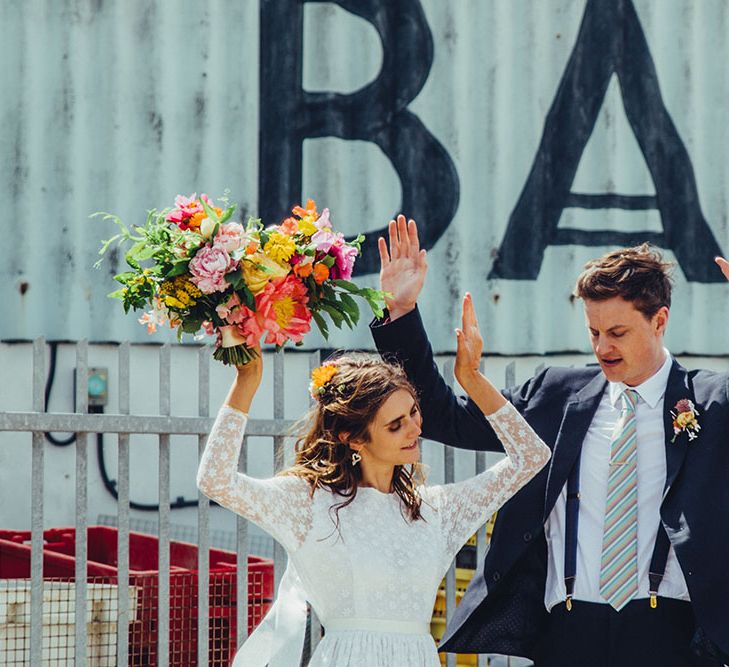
[565,595,572,611]
[650,593,657,609]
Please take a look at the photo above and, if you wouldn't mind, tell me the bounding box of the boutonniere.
[670,399,700,443]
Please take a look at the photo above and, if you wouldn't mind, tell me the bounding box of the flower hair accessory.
[309,363,339,400]
[670,399,700,443]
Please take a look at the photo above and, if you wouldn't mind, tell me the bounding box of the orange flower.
[312,263,329,284]
[188,211,206,228]
[280,217,299,235]
[187,206,222,230]
[245,242,258,255]
[292,199,318,219]
[294,261,314,278]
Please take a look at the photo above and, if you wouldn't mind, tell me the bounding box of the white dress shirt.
[544,351,690,610]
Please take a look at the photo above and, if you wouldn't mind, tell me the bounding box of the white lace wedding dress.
[197,402,550,666]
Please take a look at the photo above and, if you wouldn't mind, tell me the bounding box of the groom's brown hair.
[574,243,674,319]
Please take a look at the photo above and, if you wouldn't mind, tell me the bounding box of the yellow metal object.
[434,566,479,666]
[566,596,572,611]
[650,594,657,609]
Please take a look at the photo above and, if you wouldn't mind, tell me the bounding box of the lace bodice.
[197,401,550,630]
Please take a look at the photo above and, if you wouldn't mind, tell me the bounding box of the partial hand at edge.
[715,256,729,282]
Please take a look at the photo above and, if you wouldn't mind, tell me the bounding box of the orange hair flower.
[309,363,338,399]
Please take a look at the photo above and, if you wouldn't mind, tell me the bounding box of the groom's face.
[583,296,669,387]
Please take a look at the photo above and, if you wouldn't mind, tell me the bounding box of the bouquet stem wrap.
[215,326,258,366]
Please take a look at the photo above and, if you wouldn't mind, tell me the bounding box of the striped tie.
[599,388,639,611]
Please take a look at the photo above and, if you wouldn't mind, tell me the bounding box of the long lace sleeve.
[422,402,551,564]
[196,405,313,551]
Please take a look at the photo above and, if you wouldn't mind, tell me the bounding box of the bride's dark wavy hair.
[281,354,425,524]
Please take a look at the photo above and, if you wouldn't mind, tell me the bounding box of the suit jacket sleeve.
[371,306,549,453]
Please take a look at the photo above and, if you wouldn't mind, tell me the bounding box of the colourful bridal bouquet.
[96,193,385,365]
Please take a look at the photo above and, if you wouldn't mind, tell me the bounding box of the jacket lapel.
[543,372,607,518]
[662,360,692,497]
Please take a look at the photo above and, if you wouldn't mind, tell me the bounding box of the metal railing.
[0,338,529,666]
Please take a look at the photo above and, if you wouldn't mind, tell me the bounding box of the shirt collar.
[608,349,673,410]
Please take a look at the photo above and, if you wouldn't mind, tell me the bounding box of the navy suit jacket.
[372,307,729,662]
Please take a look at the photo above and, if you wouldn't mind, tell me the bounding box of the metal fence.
[0,339,529,667]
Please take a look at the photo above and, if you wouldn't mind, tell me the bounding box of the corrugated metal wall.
[2,0,728,354]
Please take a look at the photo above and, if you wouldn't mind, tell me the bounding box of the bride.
[197,295,551,666]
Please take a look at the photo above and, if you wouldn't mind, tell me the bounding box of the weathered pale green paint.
[1,1,728,354]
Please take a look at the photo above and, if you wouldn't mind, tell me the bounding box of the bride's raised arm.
[196,350,312,552]
[421,294,550,564]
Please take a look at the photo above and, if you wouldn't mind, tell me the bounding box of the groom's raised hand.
[378,214,428,321]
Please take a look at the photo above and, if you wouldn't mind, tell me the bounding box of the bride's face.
[354,389,422,467]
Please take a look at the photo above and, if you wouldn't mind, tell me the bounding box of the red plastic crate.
[0,527,273,666]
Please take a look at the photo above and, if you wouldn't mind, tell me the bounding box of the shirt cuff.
[369,305,421,328]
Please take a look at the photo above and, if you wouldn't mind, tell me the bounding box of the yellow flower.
[297,216,317,236]
[159,276,201,306]
[292,199,319,236]
[263,232,296,265]
[242,253,290,294]
[164,295,186,310]
[174,289,191,306]
[273,296,295,329]
[676,412,695,429]
[175,276,201,298]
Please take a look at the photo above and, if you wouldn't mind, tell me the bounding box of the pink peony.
[311,228,338,253]
[329,242,358,280]
[189,245,237,294]
[240,274,311,346]
[214,222,247,253]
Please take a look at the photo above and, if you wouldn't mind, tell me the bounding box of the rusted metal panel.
[1,1,727,354]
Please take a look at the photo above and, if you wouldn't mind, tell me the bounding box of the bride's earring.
[351,451,362,466]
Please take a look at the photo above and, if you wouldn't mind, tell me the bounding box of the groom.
[371,216,729,666]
